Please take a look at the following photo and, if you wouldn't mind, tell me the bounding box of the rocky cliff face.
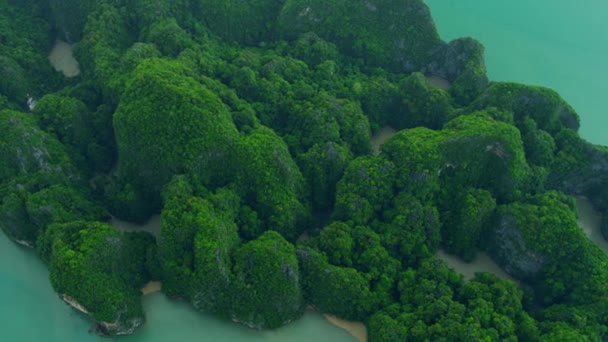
[424,38,489,105]
[488,214,545,279]
[547,132,608,239]
[63,294,143,336]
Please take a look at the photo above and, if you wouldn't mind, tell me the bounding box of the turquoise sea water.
[426,0,608,147]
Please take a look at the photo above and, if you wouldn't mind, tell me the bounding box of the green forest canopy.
[1,0,608,340]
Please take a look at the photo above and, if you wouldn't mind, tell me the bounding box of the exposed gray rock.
[424,37,485,82]
[488,214,545,279]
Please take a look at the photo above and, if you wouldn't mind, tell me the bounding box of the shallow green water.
[426,0,608,146]
[0,232,355,341]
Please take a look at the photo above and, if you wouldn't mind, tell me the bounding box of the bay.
[425,0,608,146]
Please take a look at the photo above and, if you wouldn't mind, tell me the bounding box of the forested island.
[2,0,608,340]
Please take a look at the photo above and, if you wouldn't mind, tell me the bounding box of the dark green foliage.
[278,0,442,72]
[120,43,161,73]
[0,56,31,106]
[310,221,354,267]
[440,187,496,261]
[471,82,580,134]
[26,185,107,235]
[2,0,608,339]
[381,192,441,266]
[0,109,91,244]
[75,4,132,104]
[195,0,286,45]
[521,117,556,168]
[0,1,61,100]
[539,322,594,342]
[236,127,309,240]
[35,95,92,150]
[190,197,240,316]
[357,75,400,130]
[145,19,194,57]
[298,247,376,321]
[489,191,608,320]
[371,258,533,341]
[49,0,98,42]
[392,72,453,130]
[449,38,488,105]
[308,222,401,312]
[312,94,372,156]
[537,305,607,341]
[368,311,408,342]
[298,142,351,211]
[233,231,304,329]
[441,112,531,202]
[282,92,371,155]
[428,37,489,105]
[0,110,73,183]
[113,58,239,215]
[160,181,305,329]
[548,129,608,214]
[39,221,153,335]
[381,127,443,199]
[334,155,396,225]
[289,32,340,67]
[0,188,36,245]
[34,94,115,172]
[458,273,540,341]
[158,176,208,297]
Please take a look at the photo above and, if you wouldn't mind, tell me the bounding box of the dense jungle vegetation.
[2,0,608,339]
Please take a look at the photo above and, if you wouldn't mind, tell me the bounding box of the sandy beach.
[323,314,367,342]
[141,281,162,296]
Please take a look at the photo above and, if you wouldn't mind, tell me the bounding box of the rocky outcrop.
[63,294,143,336]
[488,214,545,279]
[425,38,485,82]
[424,37,489,105]
[547,132,608,232]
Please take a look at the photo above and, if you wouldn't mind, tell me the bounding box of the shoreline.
[306,306,367,342]
[323,314,367,342]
